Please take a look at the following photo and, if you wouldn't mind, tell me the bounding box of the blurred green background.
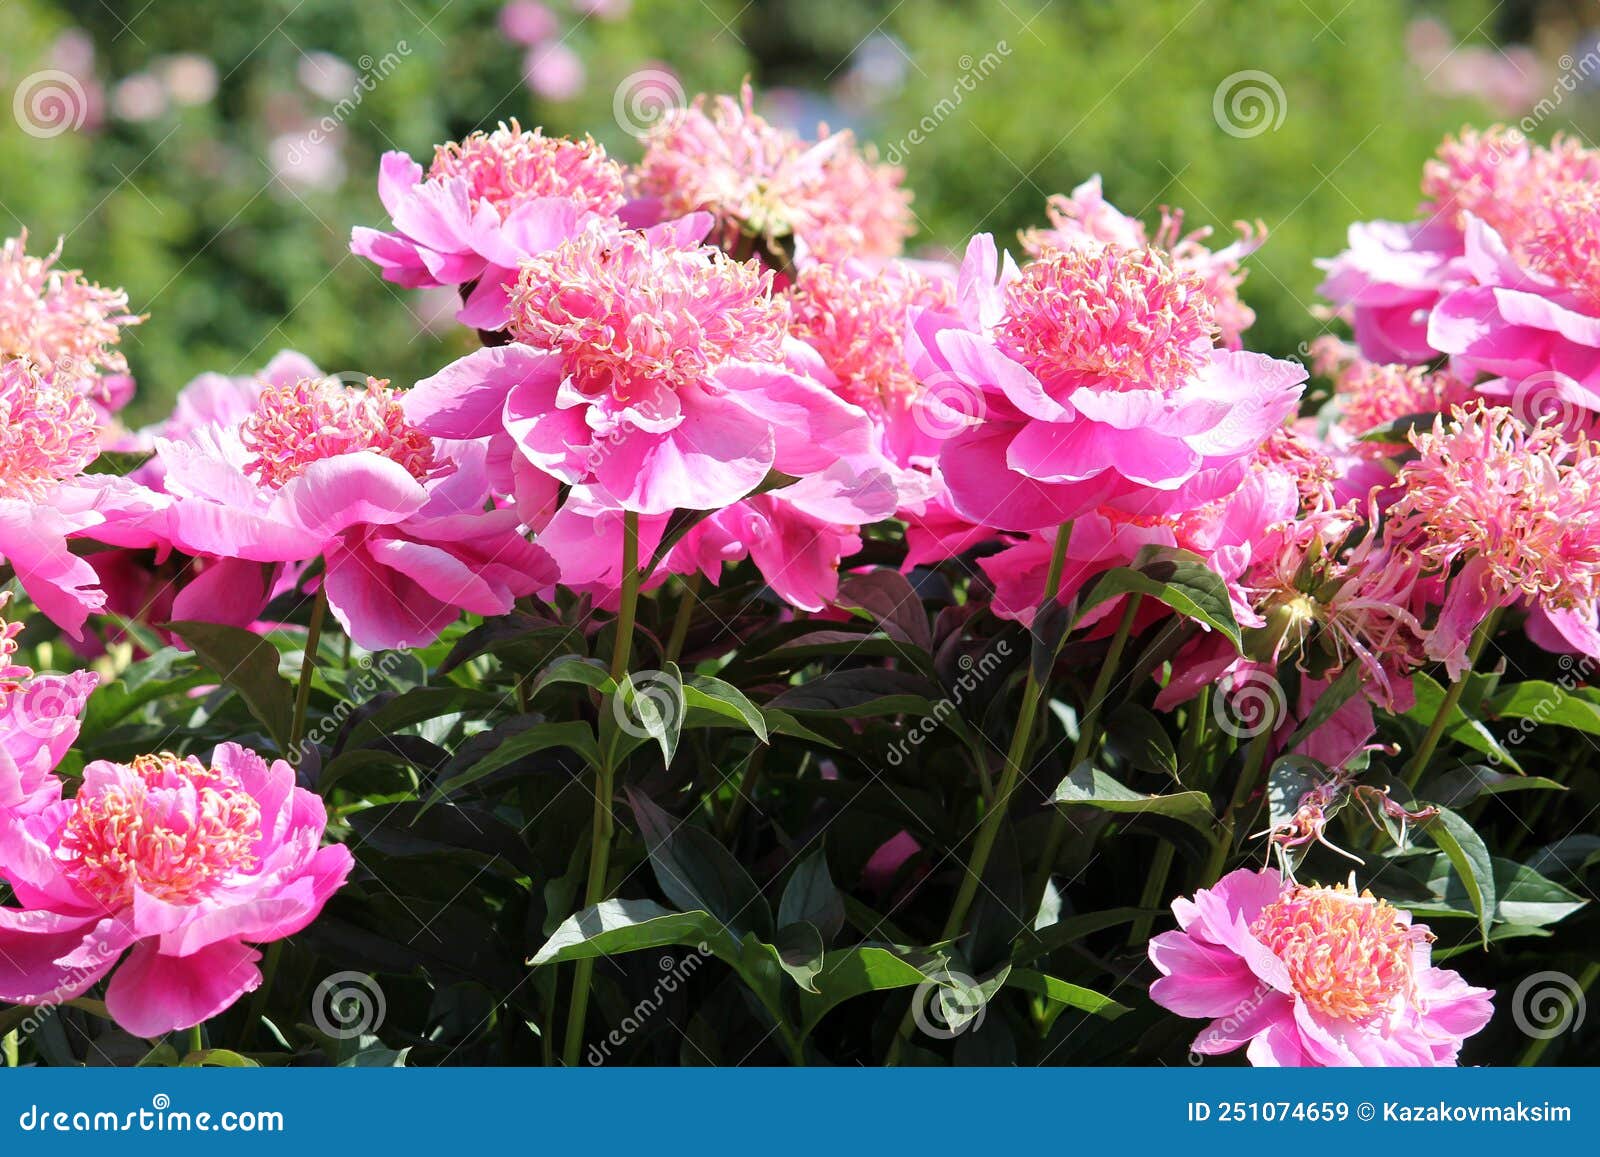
[2,0,1595,425]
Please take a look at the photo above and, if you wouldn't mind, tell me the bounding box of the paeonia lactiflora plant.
[1,98,1595,1068]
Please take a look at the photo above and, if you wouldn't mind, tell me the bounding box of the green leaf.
[1419,765,1565,809]
[422,720,600,811]
[1006,969,1128,1018]
[344,686,503,750]
[1279,663,1363,753]
[768,922,825,993]
[796,946,938,1037]
[530,900,729,965]
[627,789,773,939]
[1012,907,1151,964]
[1424,807,1496,945]
[1485,680,1600,735]
[168,620,294,750]
[1049,763,1215,834]
[1408,673,1523,772]
[532,655,616,698]
[1078,546,1241,648]
[777,849,845,943]
[768,669,947,717]
[613,664,686,765]
[1103,702,1178,778]
[180,1049,260,1068]
[683,675,769,742]
[837,570,933,653]
[84,448,154,476]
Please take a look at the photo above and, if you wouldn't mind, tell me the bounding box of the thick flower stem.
[290,585,328,756]
[1028,591,1144,918]
[562,512,641,1068]
[1403,610,1502,791]
[887,522,1071,1063]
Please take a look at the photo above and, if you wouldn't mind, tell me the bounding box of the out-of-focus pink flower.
[0,594,97,810]
[524,42,584,102]
[407,226,879,522]
[571,0,629,19]
[919,236,1305,531]
[156,54,218,106]
[1,231,143,417]
[1150,867,1492,1066]
[159,374,554,649]
[635,83,913,264]
[499,0,558,45]
[1383,402,1600,674]
[351,121,638,331]
[111,73,167,122]
[1022,176,1265,349]
[0,744,353,1038]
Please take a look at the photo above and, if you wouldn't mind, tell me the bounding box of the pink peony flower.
[1150,867,1492,1066]
[1,231,142,418]
[350,121,643,331]
[0,744,353,1038]
[406,226,880,521]
[919,236,1305,532]
[0,358,168,638]
[159,373,555,649]
[0,594,97,810]
[635,83,913,264]
[1382,402,1600,673]
[1021,176,1265,349]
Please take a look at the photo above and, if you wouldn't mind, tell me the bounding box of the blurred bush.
[2,0,1585,423]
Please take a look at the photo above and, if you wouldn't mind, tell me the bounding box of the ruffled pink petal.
[104,939,263,1038]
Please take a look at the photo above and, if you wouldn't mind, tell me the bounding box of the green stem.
[888,521,1071,1063]
[3,1029,17,1067]
[562,512,641,1068]
[1201,723,1274,885]
[186,1023,203,1057]
[1403,609,1502,790]
[1027,591,1144,917]
[290,585,328,756]
[664,573,701,666]
[719,745,766,841]
[1129,840,1177,946]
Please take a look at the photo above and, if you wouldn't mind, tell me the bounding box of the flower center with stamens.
[507,227,787,402]
[0,357,100,500]
[428,120,627,217]
[58,752,263,907]
[995,244,1215,392]
[240,375,437,489]
[1250,884,1419,1022]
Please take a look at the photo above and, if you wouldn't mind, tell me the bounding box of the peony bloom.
[1021,176,1265,349]
[0,358,168,637]
[159,373,555,649]
[406,225,879,522]
[919,236,1305,532]
[0,594,97,810]
[350,121,646,331]
[0,744,353,1038]
[1,231,142,419]
[1150,867,1492,1066]
[1382,402,1600,673]
[635,83,913,265]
